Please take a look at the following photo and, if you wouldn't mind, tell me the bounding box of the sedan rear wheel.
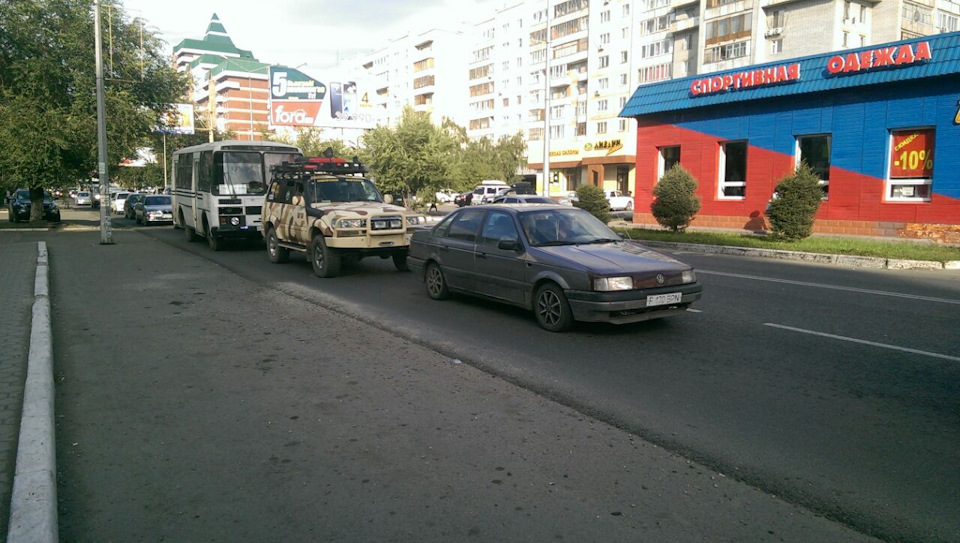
[534,283,574,332]
[425,262,450,300]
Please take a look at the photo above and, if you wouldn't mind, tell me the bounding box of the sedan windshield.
[519,209,620,247]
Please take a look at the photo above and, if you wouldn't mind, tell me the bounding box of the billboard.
[268,66,379,130]
[159,103,195,134]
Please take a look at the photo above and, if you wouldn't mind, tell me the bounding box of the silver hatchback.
[407,205,702,332]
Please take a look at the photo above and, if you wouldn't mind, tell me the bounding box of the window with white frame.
[623,4,630,16]
[659,146,680,179]
[618,119,628,132]
[619,73,628,86]
[597,121,608,134]
[887,128,934,201]
[797,135,831,198]
[600,32,611,44]
[601,10,610,22]
[771,39,783,55]
[620,51,629,63]
[599,77,609,89]
[598,99,608,111]
[719,141,747,198]
[551,125,565,139]
[619,96,627,108]
[599,55,610,68]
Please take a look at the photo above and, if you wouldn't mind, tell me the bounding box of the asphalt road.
[108,214,959,541]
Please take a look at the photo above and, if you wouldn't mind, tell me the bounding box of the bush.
[573,184,611,223]
[766,162,824,241]
[651,165,701,232]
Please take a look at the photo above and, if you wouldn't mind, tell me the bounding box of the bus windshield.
[222,152,267,196]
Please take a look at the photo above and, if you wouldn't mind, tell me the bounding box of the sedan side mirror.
[498,237,522,252]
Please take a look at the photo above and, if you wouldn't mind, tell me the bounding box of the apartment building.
[354,28,470,128]
[172,14,270,140]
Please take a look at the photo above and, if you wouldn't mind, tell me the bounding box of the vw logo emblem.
[656,274,665,285]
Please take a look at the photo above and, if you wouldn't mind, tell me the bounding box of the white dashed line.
[686,308,703,313]
[698,270,960,306]
[764,323,960,362]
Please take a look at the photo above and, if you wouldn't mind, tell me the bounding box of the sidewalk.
[4,229,878,541]
[0,240,39,537]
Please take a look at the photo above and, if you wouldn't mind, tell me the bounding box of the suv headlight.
[593,276,634,292]
[406,216,423,226]
[682,270,696,284]
[336,218,366,229]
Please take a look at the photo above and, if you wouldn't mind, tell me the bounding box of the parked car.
[435,189,457,203]
[407,205,701,332]
[134,195,173,225]
[605,190,634,211]
[75,191,92,206]
[470,180,508,205]
[124,193,144,219]
[491,195,555,205]
[111,191,133,214]
[7,189,61,222]
[556,191,578,206]
[454,191,474,207]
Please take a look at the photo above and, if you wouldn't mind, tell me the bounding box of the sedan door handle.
[477,253,486,259]
[440,245,450,252]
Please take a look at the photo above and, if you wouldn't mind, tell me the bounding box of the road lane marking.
[699,270,960,306]
[686,308,703,313]
[764,323,960,362]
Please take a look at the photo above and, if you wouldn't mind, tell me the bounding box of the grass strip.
[613,226,960,263]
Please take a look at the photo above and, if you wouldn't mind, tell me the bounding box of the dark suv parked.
[7,189,61,222]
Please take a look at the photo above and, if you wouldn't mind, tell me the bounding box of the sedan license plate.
[161,214,172,219]
[646,292,682,307]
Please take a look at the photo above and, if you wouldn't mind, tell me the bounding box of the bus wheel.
[267,227,288,263]
[206,223,221,252]
[182,213,199,242]
[310,235,340,278]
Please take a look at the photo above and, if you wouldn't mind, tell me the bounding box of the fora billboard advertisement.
[268,66,378,129]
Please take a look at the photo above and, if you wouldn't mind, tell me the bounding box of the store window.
[659,146,680,179]
[797,135,831,198]
[719,141,747,198]
[887,128,934,201]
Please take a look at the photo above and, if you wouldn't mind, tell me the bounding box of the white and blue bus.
[171,140,302,250]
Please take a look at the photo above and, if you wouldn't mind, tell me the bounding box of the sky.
[121,0,505,72]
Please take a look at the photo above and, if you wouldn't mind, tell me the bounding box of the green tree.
[766,162,824,241]
[573,184,611,224]
[362,106,457,205]
[0,0,185,220]
[651,164,702,232]
[445,126,527,192]
[268,127,362,159]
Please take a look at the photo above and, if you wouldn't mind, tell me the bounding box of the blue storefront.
[621,32,960,241]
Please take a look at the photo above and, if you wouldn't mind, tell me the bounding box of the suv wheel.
[424,262,450,300]
[266,227,288,263]
[533,283,574,332]
[393,253,409,272]
[310,235,341,278]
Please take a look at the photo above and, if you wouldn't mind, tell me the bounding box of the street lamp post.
[94,0,113,244]
[542,0,552,198]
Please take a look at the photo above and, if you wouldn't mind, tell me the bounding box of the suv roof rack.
[272,155,369,179]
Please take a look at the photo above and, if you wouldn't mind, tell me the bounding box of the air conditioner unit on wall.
[765,27,783,37]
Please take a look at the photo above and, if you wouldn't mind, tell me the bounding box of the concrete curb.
[7,242,58,543]
[634,239,951,271]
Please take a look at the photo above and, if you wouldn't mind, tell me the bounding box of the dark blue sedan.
[407,204,702,332]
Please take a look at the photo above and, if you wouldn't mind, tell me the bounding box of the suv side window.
[447,209,484,242]
[480,211,519,245]
[266,181,281,202]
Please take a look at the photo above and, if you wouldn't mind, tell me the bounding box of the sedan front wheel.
[425,262,450,300]
[534,283,574,332]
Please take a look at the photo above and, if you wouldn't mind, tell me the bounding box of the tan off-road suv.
[261,156,424,278]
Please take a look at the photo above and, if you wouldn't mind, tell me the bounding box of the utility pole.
[542,0,552,198]
[94,0,113,244]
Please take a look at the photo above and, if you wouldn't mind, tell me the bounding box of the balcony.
[670,16,701,32]
[672,0,699,7]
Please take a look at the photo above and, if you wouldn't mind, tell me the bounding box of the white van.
[470,180,508,205]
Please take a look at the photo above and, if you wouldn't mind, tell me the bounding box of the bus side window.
[197,151,213,192]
